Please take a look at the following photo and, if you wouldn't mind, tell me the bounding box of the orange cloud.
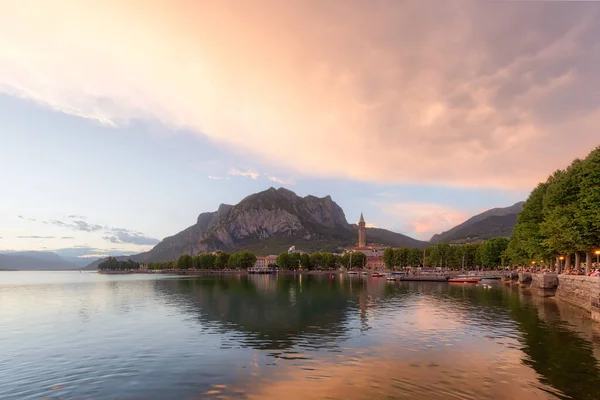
[0,1,599,189]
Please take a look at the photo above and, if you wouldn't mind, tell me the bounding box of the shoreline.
[97,269,339,275]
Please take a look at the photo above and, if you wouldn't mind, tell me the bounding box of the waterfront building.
[347,213,387,270]
[254,255,277,269]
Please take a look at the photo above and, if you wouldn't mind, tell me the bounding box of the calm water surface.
[2,271,600,399]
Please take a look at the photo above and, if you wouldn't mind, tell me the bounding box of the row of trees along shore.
[506,146,600,270]
[98,257,140,271]
[146,251,256,271]
[383,239,509,270]
[146,251,366,271]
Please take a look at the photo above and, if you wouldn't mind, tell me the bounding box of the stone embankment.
[555,275,600,320]
[519,273,600,321]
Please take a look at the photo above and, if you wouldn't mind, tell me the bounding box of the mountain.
[430,201,525,244]
[115,187,427,263]
[0,251,80,270]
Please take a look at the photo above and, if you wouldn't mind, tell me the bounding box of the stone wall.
[531,273,558,297]
[555,275,600,312]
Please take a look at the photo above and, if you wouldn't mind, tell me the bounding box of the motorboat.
[371,272,385,277]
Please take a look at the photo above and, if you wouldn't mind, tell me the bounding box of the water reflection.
[153,275,362,351]
[2,272,600,399]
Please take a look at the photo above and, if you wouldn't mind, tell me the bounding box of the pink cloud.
[377,202,469,240]
[228,169,259,180]
[0,1,598,189]
[268,176,295,185]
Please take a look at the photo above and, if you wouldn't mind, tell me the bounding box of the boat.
[448,277,481,283]
[399,276,448,282]
[361,271,369,275]
[346,271,359,275]
[371,272,385,277]
[386,275,397,281]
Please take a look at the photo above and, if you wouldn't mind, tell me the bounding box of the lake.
[1,271,600,399]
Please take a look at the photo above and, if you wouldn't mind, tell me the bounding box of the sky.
[0,0,598,257]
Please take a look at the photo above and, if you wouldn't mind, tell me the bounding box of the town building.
[287,245,304,254]
[347,213,388,270]
[358,213,367,247]
[254,255,278,269]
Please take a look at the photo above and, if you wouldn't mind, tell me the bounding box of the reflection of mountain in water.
[153,275,367,351]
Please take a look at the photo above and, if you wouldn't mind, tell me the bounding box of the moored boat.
[448,277,481,283]
[371,272,385,277]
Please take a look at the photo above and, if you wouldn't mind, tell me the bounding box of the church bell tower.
[358,213,367,247]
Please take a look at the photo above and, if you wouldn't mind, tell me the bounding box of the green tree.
[408,248,422,267]
[577,147,600,252]
[541,163,584,255]
[394,247,409,268]
[176,254,193,270]
[509,182,551,263]
[226,250,256,269]
[276,252,293,269]
[322,252,337,269]
[214,252,230,269]
[477,238,509,268]
[383,248,395,269]
[299,253,310,270]
[309,252,324,270]
[341,252,367,269]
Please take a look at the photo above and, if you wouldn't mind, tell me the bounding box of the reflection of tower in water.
[247,274,276,293]
[358,290,370,332]
[357,279,387,332]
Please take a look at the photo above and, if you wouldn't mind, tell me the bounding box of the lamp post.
[595,250,600,267]
[559,256,565,273]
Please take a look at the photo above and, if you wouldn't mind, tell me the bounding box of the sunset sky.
[1,1,599,257]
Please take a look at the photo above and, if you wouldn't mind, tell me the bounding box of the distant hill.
[86,187,428,267]
[0,251,80,270]
[430,201,525,244]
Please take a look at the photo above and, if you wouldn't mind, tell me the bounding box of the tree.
[394,247,409,268]
[383,248,395,269]
[577,147,600,251]
[214,252,230,269]
[408,248,422,267]
[176,254,193,270]
[322,252,337,269]
[309,252,324,270]
[276,252,293,270]
[541,163,584,255]
[476,238,509,268]
[299,253,310,270]
[341,252,366,269]
[227,250,257,269]
[98,256,140,271]
[509,182,551,262]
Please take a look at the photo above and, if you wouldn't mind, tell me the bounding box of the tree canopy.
[507,146,600,264]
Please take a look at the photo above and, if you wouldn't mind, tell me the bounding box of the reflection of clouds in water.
[228,345,562,400]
